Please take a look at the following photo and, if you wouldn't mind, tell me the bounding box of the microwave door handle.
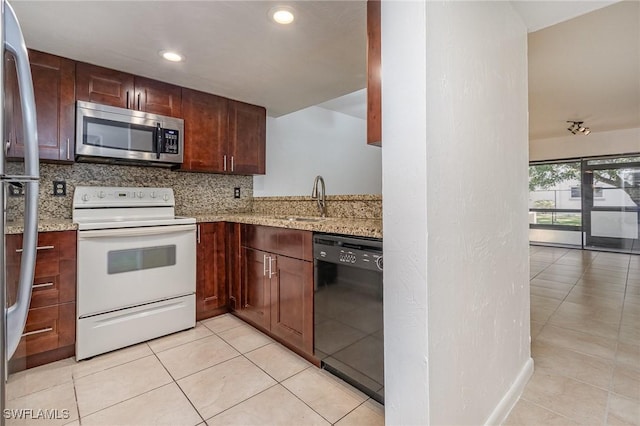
[156,123,162,159]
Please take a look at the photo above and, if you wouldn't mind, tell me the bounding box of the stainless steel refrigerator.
[0,0,39,423]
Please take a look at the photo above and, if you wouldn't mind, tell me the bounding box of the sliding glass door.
[583,156,640,253]
[528,161,583,247]
[529,154,640,254]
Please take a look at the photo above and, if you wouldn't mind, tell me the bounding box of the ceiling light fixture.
[270,6,295,24]
[159,50,184,62]
[566,120,591,136]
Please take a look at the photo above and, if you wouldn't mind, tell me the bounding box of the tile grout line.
[201,382,282,424]
[529,248,639,426]
[603,252,634,426]
[72,344,154,381]
[151,349,207,426]
[278,376,338,425]
[71,373,82,426]
[331,397,378,425]
[207,315,375,424]
[160,315,282,423]
[519,395,587,425]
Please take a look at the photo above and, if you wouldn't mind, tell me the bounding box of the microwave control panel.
[162,129,180,154]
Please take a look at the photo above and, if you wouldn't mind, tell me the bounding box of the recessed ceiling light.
[270,7,295,24]
[160,50,184,62]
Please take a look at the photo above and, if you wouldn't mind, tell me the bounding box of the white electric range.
[73,186,196,360]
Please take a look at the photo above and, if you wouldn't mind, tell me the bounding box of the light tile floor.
[507,246,640,426]
[6,246,639,425]
[6,314,384,426]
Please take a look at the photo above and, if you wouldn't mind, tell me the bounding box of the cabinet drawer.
[5,231,76,307]
[241,225,312,261]
[7,232,59,266]
[14,302,75,359]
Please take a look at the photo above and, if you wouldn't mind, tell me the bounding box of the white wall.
[530,127,640,161]
[381,1,430,423]
[253,106,382,196]
[383,1,532,425]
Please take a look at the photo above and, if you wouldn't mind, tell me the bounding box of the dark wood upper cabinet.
[134,76,182,118]
[228,100,266,175]
[367,0,382,146]
[76,62,182,117]
[180,90,266,175]
[76,62,134,109]
[181,88,228,172]
[6,50,75,162]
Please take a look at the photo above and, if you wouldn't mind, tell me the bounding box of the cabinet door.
[227,100,265,174]
[10,51,75,161]
[196,222,227,320]
[135,76,182,118]
[181,88,227,172]
[270,256,313,354]
[227,222,242,311]
[367,0,382,146]
[240,247,270,329]
[76,62,134,108]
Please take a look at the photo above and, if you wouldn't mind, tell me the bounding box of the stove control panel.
[73,186,175,208]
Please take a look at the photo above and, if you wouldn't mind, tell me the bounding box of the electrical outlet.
[53,180,66,196]
[234,187,241,199]
[8,183,24,197]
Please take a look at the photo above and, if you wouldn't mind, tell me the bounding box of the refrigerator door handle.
[4,2,40,360]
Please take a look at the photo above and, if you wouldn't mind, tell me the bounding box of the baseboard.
[484,357,534,425]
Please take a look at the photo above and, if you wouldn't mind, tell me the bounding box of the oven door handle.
[78,224,196,239]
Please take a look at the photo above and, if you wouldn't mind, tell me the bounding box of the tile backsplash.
[252,195,381,219]
[6,162,253,221]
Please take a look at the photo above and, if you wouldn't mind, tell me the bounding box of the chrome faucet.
[311,175,326,217]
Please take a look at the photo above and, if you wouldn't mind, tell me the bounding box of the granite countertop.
[6,218,77,235]
[6,214,382,239]
[214,213,382,239]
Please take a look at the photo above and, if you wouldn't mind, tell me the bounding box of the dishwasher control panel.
[314,234,383,272]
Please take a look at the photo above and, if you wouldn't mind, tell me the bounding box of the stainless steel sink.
[291,217,324,222]
[276,216,325,223]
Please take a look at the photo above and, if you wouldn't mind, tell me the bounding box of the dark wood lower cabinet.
[235,225,314,358]
[240,248,270,329]
[269,255,313,354]
[14,302,75,360]
[7,231,76,372]
[196,222,228,321]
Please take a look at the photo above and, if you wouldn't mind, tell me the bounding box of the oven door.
[77,224,196,317]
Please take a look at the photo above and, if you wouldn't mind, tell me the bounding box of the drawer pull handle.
[32,282,54,289]
[16,245,54,253]
[22,327,53,337]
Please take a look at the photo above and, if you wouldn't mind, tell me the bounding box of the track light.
[566,121,591,136]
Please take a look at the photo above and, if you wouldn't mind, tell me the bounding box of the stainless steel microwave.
[75,101,184,166]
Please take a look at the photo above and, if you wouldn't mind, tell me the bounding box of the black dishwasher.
[313,233,383,404]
